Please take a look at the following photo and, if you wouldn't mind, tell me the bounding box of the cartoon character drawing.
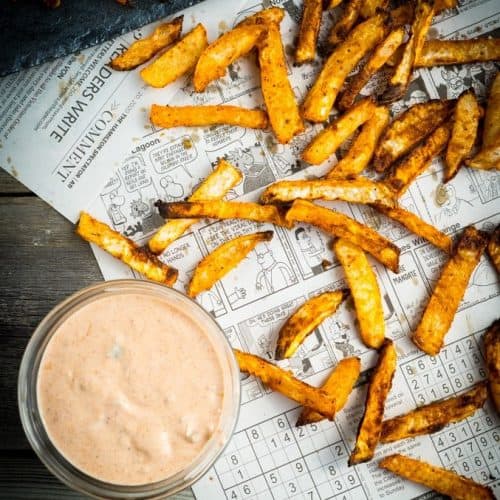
[159,176,185,201]
[227,287,247,305]
[197,290,225,317]
[333,329,357,358]
[104,190,126,228]
[255,243,297,294]
[295,227,325,275]
[129,197,163,235]
[434,184,474,223]
[391,82,428,116]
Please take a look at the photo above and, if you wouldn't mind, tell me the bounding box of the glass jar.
[18,280,240,499]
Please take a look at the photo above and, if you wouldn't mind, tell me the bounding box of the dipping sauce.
[37,293,225,485]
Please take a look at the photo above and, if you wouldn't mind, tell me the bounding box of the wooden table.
[0,170,193,499]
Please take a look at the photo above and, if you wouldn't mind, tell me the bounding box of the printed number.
[334,480,344,491]
[288,482,297,494]
[334,444,344,457]
[454,377,463,389]
[297,427,305,438]
[242,484,251,495]
[295,462,304,473]
[418,360,426,370]
[251,429,260,440]
[231,491,238,499]
[347,474,357,486]
[231,455,239,465]
[328,465,337,477]
[269,472,278,484]
[277,417,286,429]
[411,379,420,390]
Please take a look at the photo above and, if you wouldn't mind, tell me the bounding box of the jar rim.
[18,279,241,499]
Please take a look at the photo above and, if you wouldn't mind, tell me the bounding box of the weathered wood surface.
[0,171,194,499]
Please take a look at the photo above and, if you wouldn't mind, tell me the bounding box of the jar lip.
[18,279,241,499]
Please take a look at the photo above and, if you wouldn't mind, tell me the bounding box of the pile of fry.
[74,2,500,498]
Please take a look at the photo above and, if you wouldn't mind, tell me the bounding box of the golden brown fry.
[435,0,458,10]
[193,24,265,92]
[258,23,304,143]
[412,226,488,356]
[261,177,396,208]
[302,98,377,164]
[295,0,322,64]
[484,319,500,413]
[381,0,434,103]
[385,123,452,197]
[285,200,400,272]
[379,454,495,500]
[237,6,285,27]
[188,231,273,297]
[338,28,405,111]
[110,17,183,70]
[150,105,268,130]
[297,357,361,426]
[488,225,500,273]
[467,145,500,170]
[371,204,453,254]
[445,90,481,182]
[373,100,454,173]
[325,0,344,9]
[234,349,337,419]
[140,24,208,88]
[359,0,389,18]
[349,339,397,465]
[328,0,362,47]
[327,106,390,178]
[390,4,413,27]
[301,14,387,122]
[76,212,178,285]
[276,290,349,359]
[416,39,500,67]
[148,160,242,254]
[155,200,290,228]
[334,238,385,349]
[381,382,488,443]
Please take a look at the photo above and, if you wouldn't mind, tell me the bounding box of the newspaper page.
[0,0,246,222]
[84,1,500,499]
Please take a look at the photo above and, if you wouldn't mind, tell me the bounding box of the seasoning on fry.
[385,123,452,197]
[275,290,349,359]
[359,0,388,18]
[110,17,183,71]
[412,226,489,356]
[295,0,322,64]
[148,160,242,254]
[334,238,385,349]
[302,98,377,165]
[296,357,360,426]
[234,349,337,419]
[445,89,481,182]
[379,454,495,500]
[327,0,362,47]
[285,200,400,272]
[140,24,208,88]
[150,105,269,130]
[373,99,454,173]
[237,6,285,27]
[76,212,178,286]
[261,177,396,208]
[484,319,500,414]
[349,339,397,465]
[188,231,273,297]
[380,382,488,443]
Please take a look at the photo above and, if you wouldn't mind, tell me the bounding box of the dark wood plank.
[0,169,32,194]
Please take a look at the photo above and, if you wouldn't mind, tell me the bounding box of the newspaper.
[4,0,500,498]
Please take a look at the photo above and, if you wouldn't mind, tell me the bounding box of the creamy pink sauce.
[37,293,225,485]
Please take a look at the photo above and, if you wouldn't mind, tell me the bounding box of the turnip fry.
[445,89,481,182]
[326,106,390,178]
[110,17,183,70]
[372,204,453,254]
[261,177,396,208]
[381,0,434,103]
[379,454,495,500]
[338,28,405,111]
[360,0,389,19]
[76,212,178,285]
[237,6,285,27]
[150,105,268,130]
[302,98,377,165]
[349,339,397,465]
[380,382,488,443]
[412,226,488,356]
[325,0,343,9]
[301,14,387,122]
[334,238,385,349]
[258,23,304,143]
[296,357,361,426]
[328,0,362,47]
[148,160,242,254]
[484,319,500,413]
[385,123,452,197]
[285,200,400,272]
[234,349,337,419]
[373,99,454,173]
[467,146,500,170]
[155,200,290,228]
[275,290,349,359]
[187,231,273,297]
[295,0,323,64]
[140,24,208,88]
[416,39,500,67]
[488,225,500,273]
[193,24,266,92]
